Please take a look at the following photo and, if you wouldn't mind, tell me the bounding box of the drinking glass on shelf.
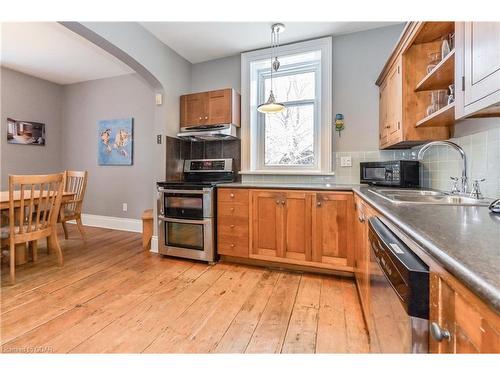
[448,33,455,51]
[448,84,455,105]
[427,52,441,73]
[441,38,451,58]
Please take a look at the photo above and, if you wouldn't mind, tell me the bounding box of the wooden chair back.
[63,170,88,215]
[8,173,65,244]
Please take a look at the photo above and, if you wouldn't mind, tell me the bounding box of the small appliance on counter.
[157,158,235,263]
[360,160,420,187]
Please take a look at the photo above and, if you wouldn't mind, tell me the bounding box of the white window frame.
[241,37,333,175]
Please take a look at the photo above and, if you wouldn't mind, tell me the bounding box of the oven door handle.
[157,215,211,225]
[157,188,212,194]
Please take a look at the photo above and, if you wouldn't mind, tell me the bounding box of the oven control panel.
[184,158,233,173]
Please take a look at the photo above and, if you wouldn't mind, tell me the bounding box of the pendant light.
[257,23,286,114]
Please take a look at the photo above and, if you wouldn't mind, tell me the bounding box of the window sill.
[239,170,335,176]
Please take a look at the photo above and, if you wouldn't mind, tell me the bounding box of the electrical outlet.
[156,135,162,144]
[340,156,352,167]
[122,203,128,212]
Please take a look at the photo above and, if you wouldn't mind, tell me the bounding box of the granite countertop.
[216,182,500,313]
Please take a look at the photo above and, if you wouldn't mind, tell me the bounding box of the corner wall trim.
[150,236,159,253]
[69,214,142,233]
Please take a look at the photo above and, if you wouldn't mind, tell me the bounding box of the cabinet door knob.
[317,201,322,207]
[281,200,285,205]
[230,193,235,198]
[199,116,202,120]
[230,207,235,212]
[276,200,280,205]
[430,322,451,342]
[205,116,208,120]
[230,244,235,248]
[230,224,235,229]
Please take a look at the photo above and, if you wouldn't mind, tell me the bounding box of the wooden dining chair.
[5,173,65,285]
[59,170,88,240]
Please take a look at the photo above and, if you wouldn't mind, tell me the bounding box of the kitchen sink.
[369,188,491,206]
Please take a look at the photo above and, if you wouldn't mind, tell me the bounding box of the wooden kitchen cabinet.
[217,189,249,258]
[180,88,240,128]
[250,190,313,263]
[376,22,451,149]
[379,57,403,148]
[429,272,500,353]
[248,190,354,272]
[312,192,354,268]
[455,22,500,118]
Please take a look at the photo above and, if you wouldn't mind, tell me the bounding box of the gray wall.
[1,67,63,189]
[191,55,241,93]
[189,25,405,153]
[61,73,155,219]
[332,25,404,152]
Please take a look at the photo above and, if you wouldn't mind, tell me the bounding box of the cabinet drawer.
[218,235,249,258]
[218,202,249,218]
[218,189,249,203]
[218,222,249,237]
[217,215,249,227]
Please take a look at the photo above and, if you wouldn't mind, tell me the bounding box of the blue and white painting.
[98,118,133,166]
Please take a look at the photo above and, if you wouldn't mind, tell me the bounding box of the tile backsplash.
[242,127,500,198]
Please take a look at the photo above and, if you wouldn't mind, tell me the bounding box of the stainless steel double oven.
[157,159,234,263]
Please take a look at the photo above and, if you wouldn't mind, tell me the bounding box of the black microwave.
[360,160,420,187]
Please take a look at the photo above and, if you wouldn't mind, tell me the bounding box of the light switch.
[156,135,162,144]
[340,156,352,167]
[155,93,163,105]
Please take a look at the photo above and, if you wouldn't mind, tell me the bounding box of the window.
[241,37,332,174]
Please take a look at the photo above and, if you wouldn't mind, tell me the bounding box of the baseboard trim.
[151,235,158,253]
[68,214,142,233]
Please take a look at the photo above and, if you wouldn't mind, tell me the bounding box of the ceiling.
[141,22,400,64]
[1,22,133,85]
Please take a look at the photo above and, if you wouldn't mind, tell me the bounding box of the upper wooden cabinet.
[455,22,500,118]
[180,88,241,128]
[376,22,454,149]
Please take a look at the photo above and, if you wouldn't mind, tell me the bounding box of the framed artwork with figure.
[98,118,133,166]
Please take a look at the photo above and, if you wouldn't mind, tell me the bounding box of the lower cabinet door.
[312,192,354,269]
[250,190,284,259]
[282,191,313,262]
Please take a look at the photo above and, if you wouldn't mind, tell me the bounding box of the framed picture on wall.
[98,118,133,166]
[7,118,46,145]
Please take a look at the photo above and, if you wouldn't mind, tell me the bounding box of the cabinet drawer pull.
[230,207,235,212]
[205,116,208,120]
[430,322,451,342]
[230,244,235,248]
[230,193,235,198]
[230,224,235,229]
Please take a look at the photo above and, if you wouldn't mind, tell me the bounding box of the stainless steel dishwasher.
[367,217,430,353]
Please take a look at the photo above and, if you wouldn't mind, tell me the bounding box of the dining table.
[0,190,75,265]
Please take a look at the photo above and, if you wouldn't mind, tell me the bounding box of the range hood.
[177,124,239,142]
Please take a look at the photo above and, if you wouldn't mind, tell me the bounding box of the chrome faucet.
[417,140,468,194]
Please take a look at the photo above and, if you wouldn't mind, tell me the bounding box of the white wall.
[0,67,63,189]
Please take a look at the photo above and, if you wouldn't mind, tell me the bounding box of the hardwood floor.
[1,224,369,353]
